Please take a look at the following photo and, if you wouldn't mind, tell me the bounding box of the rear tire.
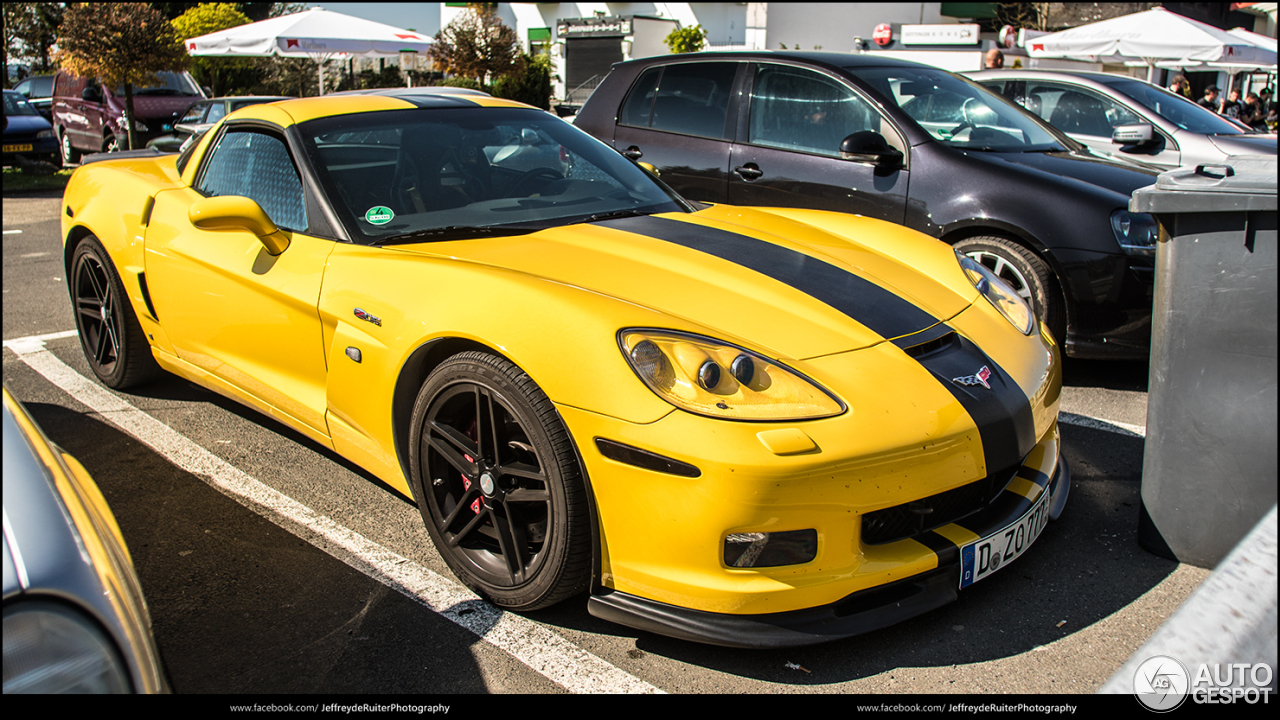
[954,235,1065,345]
[71,236,161,389]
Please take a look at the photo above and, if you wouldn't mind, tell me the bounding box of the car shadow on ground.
[23,400,532,694]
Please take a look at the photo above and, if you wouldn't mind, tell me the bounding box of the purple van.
[51,70,206,165]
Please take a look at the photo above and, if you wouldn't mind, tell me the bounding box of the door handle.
[621,146,643,160]
[734,164,763,180]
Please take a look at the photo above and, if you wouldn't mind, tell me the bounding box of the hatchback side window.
[1026,82,1141,137]
[180,103,208,124]
[205,103,228,124]
[748,65,878,157]
[619,63,736,140]
[197,128,308,232]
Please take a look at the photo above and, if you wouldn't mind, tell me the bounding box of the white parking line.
[4,332,662,695]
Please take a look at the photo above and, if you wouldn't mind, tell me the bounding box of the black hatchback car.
[575,52,1160,359]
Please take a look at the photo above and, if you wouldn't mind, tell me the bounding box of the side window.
[180,103,208,124]
[620,63,736,140]
[197,128,308,233]
[205,103,227,123]
[619,67,662,127]
[749,65,877,157]
[1030,82,1141,137]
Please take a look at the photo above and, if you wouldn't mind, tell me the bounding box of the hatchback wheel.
[71,237,160,389]
[409,351,591,611]
[59,129,80,166]
[955,236,1065,345]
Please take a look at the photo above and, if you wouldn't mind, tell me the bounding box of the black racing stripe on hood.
[914,334,1037,478]
[594,215,939,342]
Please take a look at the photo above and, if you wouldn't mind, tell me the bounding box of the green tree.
[56,3,190,150]
[664,25,707,54]
[3,2,63,82]
[491,50,552,109]
[428,4,518,86]
[171,3,252,97]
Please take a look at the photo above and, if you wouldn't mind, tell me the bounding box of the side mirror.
[202,86,213,98]
[188,195,290,255]
[81,86,102,102]
[839,131,904,168]
[1112,123,1154,145]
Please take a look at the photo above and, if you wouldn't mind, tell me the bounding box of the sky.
[313,3,443,37]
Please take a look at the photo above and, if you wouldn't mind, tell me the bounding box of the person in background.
[985,48,1004,69]
[1167,74,1191,99]
[1197,85,1220,111]
[1240,92,1267,131]
[1219,87,1243,119]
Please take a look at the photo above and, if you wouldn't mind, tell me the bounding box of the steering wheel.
[953,97,995,135]
[503,167,564,198]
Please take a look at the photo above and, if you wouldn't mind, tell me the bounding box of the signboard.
[557,17,632,38]
[873,23,893,46]
[900,23,980,46]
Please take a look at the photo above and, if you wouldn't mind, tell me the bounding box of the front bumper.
[588,451,1070,648]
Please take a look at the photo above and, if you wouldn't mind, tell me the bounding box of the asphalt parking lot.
[3,188,1210,695]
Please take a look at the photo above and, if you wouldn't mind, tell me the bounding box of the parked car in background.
[3,90,58,165]
[575,52,1160,359]
[51,70,205,165]
[2,387,167,693]
[968,69,1277,170]
[11,74,54,121]
[146,95,291,153]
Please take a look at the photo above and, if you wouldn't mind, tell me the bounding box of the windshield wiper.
[372,224,541,246]
[577,208,653,224]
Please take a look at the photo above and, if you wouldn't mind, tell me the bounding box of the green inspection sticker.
[365,206,394,225]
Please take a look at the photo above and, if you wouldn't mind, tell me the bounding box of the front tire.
[71,237,161,389]
[59,128,81,166]
[409,351,591,611]
[954,236,1065,345]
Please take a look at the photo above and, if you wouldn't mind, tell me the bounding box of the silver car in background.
[969,69,1276,169]
[2,387,167,693]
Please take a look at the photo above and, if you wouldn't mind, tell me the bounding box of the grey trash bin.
[1130,155,1277,569]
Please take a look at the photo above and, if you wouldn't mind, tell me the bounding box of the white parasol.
[1026,8,1276,81]
[185,6,433,95]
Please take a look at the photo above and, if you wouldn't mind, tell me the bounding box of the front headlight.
[3,601,132,693]
[956,250,1035,335]
[619,329,844,420]
[1111,210,1159,257]
[36,130,53,139]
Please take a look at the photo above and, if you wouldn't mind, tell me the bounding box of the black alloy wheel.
[71,237,160,389]
[409,352,591,611]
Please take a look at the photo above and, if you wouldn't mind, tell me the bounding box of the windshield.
[112,70,202,97]
[1099,77,1250,135]
[299,107,687,245]
[3,92,41,117]
[852,66,1067,151]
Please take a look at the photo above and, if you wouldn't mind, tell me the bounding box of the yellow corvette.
[61,90,1068,648]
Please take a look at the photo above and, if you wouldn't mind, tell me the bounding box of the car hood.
[3,114,52,135]
[390,205,977,360]
[967,147,1157,200]
[127,95,201,120]
[1208,133,1277,156]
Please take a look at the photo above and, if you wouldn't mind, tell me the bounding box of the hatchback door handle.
[734,163,763,180]
[621,146,643,160]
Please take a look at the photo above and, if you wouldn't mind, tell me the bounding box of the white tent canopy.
[185,6,434,95]
[1025,8,1276,80]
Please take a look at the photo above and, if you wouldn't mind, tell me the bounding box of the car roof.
[617,49,938,72]
[967,69,1143,87]
[224,92,532,126]
[328,86,492,98]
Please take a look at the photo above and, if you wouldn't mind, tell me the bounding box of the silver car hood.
[1207,134,1277,156]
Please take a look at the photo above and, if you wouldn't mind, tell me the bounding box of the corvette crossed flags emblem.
[952,366,993,389]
